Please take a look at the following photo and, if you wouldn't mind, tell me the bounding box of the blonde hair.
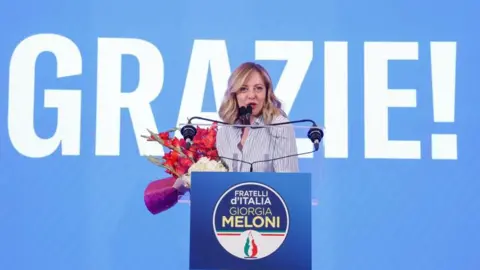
[218,62,284,124]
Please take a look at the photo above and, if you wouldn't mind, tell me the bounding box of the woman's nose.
[247,91,256,99]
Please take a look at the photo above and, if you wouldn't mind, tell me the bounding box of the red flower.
[203,135,215,149]
[185,149,196,160]
[206,150,218,159]
[145,122,220,178]
[172,137,182,149]
[180,157,193,168]
[159,132,169,140]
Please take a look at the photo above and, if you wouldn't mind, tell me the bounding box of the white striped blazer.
[215,114,299,173]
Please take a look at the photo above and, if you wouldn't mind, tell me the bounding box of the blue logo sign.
[212,182,289,260]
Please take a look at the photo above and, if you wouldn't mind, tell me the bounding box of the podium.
[189,171,312,270]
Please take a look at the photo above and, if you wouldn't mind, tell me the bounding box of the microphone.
[180,124,197,149]
[238,106,246,116]
[180,116,323,152]
[177,116,323,172]
[238,106,246,125]
[238,104,252,125]
[307,124,324,151]
[245,104,252,121]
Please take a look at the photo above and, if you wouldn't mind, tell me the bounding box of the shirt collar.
[252,115,263,125]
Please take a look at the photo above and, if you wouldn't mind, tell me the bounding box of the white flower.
[182,157,227,188]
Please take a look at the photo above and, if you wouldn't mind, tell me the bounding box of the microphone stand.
[180,115,324,166]
[183,116,324,151]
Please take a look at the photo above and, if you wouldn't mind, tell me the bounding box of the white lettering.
[430,42,458,160]
[324,42,349,158]
[364,42,420,159]
[96,38,164,156]
[255,41,313,157]
[175,40,231,136]
[9,36,448,161]
[8,33,82,158]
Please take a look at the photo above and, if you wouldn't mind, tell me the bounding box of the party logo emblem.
[212,182,289,260]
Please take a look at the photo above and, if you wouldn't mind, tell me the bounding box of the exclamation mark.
[430,42,458,160]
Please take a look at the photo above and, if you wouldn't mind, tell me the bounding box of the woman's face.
[235,71,267,117]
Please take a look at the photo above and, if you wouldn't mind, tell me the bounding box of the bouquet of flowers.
[142,122,228,215]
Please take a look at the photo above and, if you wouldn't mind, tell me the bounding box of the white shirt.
[215,114,299,172]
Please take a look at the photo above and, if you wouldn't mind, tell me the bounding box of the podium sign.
[189,172,312,270]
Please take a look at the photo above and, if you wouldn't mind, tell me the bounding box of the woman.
[142,62,298,215]
[216,62,299,172]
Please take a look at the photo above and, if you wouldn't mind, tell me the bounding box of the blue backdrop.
[1,0,479,269]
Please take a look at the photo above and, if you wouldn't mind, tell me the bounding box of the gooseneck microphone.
[307,124,323,151]
[181,116,323,150]
[180,124,197,149]
[238,104,252,125]
[245,104,252,121]
[179,113,324,165]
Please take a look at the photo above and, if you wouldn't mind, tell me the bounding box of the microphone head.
[246,104,253,114]
[180,124,197,140]
[238,106,251,125]
[307,125,324,151]
[238,106,247,116]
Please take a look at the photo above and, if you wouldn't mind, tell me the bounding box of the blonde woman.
[216,62,299,172]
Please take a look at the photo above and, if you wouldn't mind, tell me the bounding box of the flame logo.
[243,231,258,258]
